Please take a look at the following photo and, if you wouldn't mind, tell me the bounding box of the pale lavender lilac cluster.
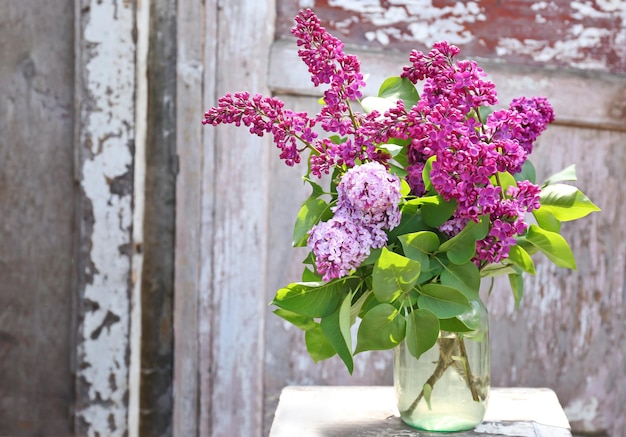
[203,9,555,276]
[308,162,401,281]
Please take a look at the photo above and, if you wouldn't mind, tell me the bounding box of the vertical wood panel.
[173,0,206,434]
[175,1,277,436]
[139,0,177,435]
[74,1,137,435]
[488,126,626,437]
[206,1,276,436]
[0,1,75,434]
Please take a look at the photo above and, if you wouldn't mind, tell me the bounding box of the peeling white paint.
[76,1,136,436]
[128,1,150,436]
[325,0,486,46]
[564,397,600,431]
[304,0,625,72]
[495,1,626,71]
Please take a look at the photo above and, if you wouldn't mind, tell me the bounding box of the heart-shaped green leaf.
[372,248,421,303]
[525,224,576,269]
[292,198,333,247]
[417,284,471,318]
[405,308,439,359]
[355,303,406,353]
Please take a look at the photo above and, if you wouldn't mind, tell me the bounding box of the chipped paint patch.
[287,0,626,74]
[495,1,626,71]
[324,0,486,46]
[76,1,136,436]
[564,397,600,431]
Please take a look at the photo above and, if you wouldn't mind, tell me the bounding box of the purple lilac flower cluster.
[203,9,555,274]
[308,162,401,281]
[204,10,388,177]
[202,92,317,166]
[375,41,552,264]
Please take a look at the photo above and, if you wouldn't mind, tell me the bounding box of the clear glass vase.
[394,299,490,432]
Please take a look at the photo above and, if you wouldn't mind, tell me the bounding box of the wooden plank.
[269,387,572,437]
[138,0,177,436]
[74,1,137,435]
[204,1,276,435]
[0,1,75,434]
[276,1,626,75]
[173,0,206,435]
[487,125,626,437]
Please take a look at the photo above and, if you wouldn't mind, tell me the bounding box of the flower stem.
[400,334,481,418]
[457,334,480,402]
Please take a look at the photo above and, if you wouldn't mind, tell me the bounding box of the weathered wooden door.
[0,2,76,434]
[1,1,152,435]
[175,2,626,437]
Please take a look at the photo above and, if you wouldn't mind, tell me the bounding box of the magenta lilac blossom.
[203,9,557,277]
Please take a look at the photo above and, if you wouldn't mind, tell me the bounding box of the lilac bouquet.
[203,10,598,376]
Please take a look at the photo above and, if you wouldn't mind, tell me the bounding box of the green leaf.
[439,317,473,333]
[378,143,403,157]
[438,216,489,264]
[305,325,336,362]
[480,263,517,278]
[372,248,421,303]
[543,164,577,186]
[400,179,411,197]
[539,184,600,222]
[498,171,517,195]
[360,96,396,114]
[422,156,436,192]
[388,203,428,240]
[418,255,445,283]
[303,177,325,199]
[386,138,410,169]
[405,308,439,359]
[478,105,493,122]
[514,159,536,184]
[273,281,345,318]
[361,247,383,266]
[508,271,524,310]
[439,261,480,300]
[350,289,372,324]
[421,196,457,228]
[301,266,321,282]
[355,303,406,353]
[507,244,536,274]
[378,76,420,108]
[514,237,539,256]
[532,207,561,233]
[358,291,382,318]
[423,383,433,410]
[525,224,577,269]
[321,292,354,373]
[399,231,440,272]
[417,284,472,318]
[292,198,333,247]
[273,309,316,331]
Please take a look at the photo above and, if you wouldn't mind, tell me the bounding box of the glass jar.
[394,299,490,432]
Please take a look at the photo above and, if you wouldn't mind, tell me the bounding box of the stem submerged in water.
[400,334,482,417]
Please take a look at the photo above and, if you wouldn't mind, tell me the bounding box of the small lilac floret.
[307,216,373,282]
